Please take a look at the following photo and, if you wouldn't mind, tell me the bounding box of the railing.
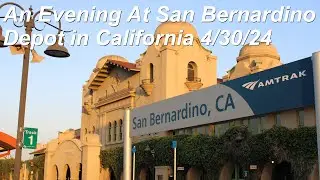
[186,77,201,82]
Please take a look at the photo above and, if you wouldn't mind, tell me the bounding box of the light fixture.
[0,26,7,48]
[31,49,45,63]
[44,35,70,58]
[9,44,25,55]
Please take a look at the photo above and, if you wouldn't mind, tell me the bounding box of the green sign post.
[23,127,38,149]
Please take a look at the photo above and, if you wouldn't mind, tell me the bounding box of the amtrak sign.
[242,70,307,90]
[130,57,314,137]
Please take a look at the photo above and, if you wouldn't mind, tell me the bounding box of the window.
[85,128,87,134]
[120,119,123,140]
[275,113,281,126]
[149,63,154,83]
[187,61,197,81]
[197,126,208,135]
[89,89,93,95]
[297,109,304,127]
[114,121,117,141]
[108,122,111,142]
[178,129,185,135]
[214,123,229,137]
[248,117,262,135]
[192,127,198,135]
[260,116,266,132]
[229,121,236,127]
[248,116,265,134]
[105,125,108,144]
[185,128,192,135]
[172,130,177,136]
[92,126,95,134]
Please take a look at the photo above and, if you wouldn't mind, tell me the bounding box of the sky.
[0,0,319,159]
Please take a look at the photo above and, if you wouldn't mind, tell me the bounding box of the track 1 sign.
[23,127,38,149]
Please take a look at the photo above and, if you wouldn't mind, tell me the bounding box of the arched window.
[187,61,197,81]
[114,121,117,141]
[149,63,154,82]
[108,122,111,142]
[120,119,123,140]
[78,163,82,180]
[84,128,87,134]
[92,126,95,134]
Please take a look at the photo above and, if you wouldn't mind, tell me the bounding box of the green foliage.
[0,155,45,180]
[101,147,123,180]
[101,126,317,180]
[26,155,45,180]
[0,158,14,179]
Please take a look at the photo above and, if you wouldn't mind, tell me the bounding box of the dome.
[96,55,128,69]
[154,21,199,38]
[238,42,280,60]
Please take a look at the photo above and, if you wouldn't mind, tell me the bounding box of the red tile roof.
[0,132,16,152]
[30,148,46,155]
[107,60,140,71]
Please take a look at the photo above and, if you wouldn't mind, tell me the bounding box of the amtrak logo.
[242,80,260,90]
[242,70,307,90]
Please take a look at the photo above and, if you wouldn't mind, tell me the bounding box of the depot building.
[40,22,318,180]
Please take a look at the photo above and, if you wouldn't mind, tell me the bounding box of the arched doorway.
[110,168,116,180]
[272,161,293,180]
[65,165,71,180]
[139,167,152,180]
[231,164,245,180]
[186,167,207,180]
[53,165,59,180]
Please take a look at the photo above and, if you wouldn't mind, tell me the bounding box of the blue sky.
[0,0,319,159]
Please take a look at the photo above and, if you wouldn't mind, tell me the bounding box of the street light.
[44,35,70,58]
[0,2,71,180]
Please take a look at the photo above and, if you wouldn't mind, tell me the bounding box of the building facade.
[81,21,217,150]
[42,22,318,180]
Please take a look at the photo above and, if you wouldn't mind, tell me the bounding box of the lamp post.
[0,3,71,180]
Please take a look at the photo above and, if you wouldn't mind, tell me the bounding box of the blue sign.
[171,141,177,149]
[222,57,314,115]
[132,146,136,153]
[131,57,314,137]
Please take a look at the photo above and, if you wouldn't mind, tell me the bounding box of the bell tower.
[139,22,217,102]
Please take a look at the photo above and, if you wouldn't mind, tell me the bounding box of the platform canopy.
[0,131,16,157]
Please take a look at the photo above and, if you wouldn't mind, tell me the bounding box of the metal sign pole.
[123,108,132,180]
[312,51,320,178]
[171,141,177,180]
[132,146,136,180]
[174,148,177,180]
